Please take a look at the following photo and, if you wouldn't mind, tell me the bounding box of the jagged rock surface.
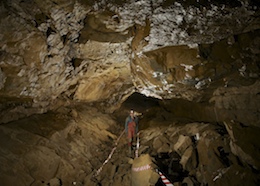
[0,105,123,186]
[1,103,260,186]
[0,0,259,125]
[0,1,260,185]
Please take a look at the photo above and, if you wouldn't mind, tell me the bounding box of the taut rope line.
[93,129,125,177]
[157,169,174,186]
[135,132,140,158]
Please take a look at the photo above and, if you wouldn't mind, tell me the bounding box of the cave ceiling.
[0,0,259,123]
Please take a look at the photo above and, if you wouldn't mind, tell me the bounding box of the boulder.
[152,136,163,150]
[173,135,192,156]
[152,134,171,154]
[157,143,170,154]
[179,146,197,172]
[182,177,194,186]
[196,130,228,185]
[224,120,260,170]
[131,154,160,186]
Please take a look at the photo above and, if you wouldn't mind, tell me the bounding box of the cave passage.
[0,0,259,185]
[0,91,260,186]
[112,92,260,186]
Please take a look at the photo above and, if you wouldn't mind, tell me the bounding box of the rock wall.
[0,105,121,186]
[0,1,259,185]
[0,0,133,123]
[0,0,259,124]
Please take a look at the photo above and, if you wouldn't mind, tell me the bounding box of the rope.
[157,169,174,186]
[93,129,125,177]
[135,132,140,158]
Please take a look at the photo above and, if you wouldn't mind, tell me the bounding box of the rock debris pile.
[0,103,259,186]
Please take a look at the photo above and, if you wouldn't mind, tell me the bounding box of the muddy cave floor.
[0,94,260,186]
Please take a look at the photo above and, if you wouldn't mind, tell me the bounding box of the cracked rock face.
[1,1,260,185]
[0,0,259,124]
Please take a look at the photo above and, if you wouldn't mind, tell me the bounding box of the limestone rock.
[173,135,192,156]
[49,178,61,186]
[83,173,96,186]
[182,177,194,186]
[0,0,260,185]
[152,136,163,150]
[196,130,229,185]
[0,105,120,186]
[0,0,259,124]
[23,147,61,181]
[224,120,260,170]
[131,154,160,186]
[151,133,171,154]
[179,146,197,171]
[212,164,259,186]
[157,143,170,154]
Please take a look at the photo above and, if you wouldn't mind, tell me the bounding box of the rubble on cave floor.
[0,103,260,186]
[92,118,260,186]
[138,122,260,186]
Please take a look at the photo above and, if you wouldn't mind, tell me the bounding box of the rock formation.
[0,0,259,123]
[0,0,259,185]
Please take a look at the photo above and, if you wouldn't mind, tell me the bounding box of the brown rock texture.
[0,0,259,185]
[0,0,259,125]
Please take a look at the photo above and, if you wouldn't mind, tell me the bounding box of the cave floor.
[0,102,260,186]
